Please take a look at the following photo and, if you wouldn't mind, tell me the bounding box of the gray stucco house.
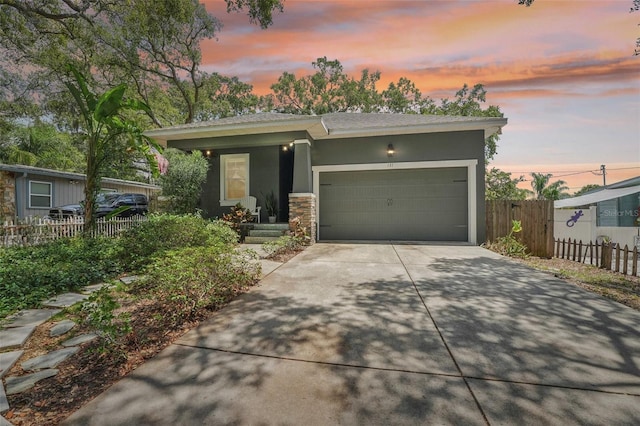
[146,112,507,244]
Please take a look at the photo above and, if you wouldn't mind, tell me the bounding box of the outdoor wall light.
[387,143,395,157]
[205,150,212,157]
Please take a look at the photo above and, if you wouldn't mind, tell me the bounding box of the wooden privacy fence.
[555,238,639,277]
[0,216,146,247]
[486,200,554,258]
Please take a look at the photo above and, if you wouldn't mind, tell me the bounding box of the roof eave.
[145,116,327,144]
[320,118,508,140]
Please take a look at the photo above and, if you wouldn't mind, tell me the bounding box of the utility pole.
[600,164,606,186]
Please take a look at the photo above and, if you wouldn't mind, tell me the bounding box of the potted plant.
[264,190,278,223]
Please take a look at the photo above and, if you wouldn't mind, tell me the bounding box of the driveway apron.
[64,244,640,425]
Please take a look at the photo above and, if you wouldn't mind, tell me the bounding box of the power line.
[502,165,640,177]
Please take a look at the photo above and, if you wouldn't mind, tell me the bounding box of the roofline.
[322,118,508,140]
[145,116,327,145]
[146,115,507,144]
[0,164,161,190]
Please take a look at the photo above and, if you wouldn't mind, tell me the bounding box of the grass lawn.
[521,256,640,311]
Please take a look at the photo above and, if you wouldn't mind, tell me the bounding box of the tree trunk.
[83,135,99,236]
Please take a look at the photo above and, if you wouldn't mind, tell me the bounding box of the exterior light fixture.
[387,144,395,157]
[282,145,288,152]
[205,150,211,157]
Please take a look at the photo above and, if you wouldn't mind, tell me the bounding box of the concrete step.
[244,236,282,244]
[253,223,289,231]
[249,230,285,238]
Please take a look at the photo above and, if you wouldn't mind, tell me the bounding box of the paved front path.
[65,244,640,425]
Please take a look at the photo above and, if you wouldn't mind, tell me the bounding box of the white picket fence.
[0,216,147,247]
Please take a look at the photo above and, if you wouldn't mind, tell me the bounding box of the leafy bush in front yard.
[134,246,261,323]
[485,220,529,258]
[0,237,122,318]
[118,213,238,271]
[262,235,306,259]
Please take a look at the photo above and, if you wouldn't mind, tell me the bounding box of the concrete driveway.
[65,244,640,425]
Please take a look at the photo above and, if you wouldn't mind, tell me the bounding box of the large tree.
[270,58,504,161]
[530,172,570,200]
[485,168,531,200]
[0,0,283,128]
[64,66,161,232]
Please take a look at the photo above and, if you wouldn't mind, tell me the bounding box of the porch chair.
[240,195,261,223]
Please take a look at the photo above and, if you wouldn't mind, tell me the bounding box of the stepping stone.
[42,293,89,308]
[0,351,23,379]
[4,369,58,395]
[21,347,79,371]
[61,333,98,347]
[81,283,108,294]
[120,275,141,285]
[0,326,35,351]
[2,309,61,328]
[50,320,76,337]
[0,383,7,413]
[0,415,12,425]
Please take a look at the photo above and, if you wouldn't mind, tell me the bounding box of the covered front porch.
[146,114,322,242]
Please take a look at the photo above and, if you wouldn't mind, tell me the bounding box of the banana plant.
[64,65,163,233]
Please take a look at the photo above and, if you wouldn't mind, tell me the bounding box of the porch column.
[289,192,316,244]
[292,139,312,193]
[289,139,315,243]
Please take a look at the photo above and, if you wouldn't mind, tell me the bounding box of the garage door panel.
[319,168,468,241]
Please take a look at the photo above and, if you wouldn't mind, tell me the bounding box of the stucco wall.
[199,145,282,221]
[555,206,640,248]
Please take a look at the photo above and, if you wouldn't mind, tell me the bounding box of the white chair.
[240,196,261,223]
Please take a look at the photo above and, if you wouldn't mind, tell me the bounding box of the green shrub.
[262,235,305,258]
[485,220,529,258]
[0,237,122,318]
[222,203,254,235]
[136,246,261,322]
[117,213,238,271]
[80,287,132,353]
[159,149,209,214]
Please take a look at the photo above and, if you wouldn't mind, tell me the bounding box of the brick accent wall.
[288,192,316,244]
[0,171,16,221]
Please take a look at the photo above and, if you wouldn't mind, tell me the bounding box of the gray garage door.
[319,167,468,241]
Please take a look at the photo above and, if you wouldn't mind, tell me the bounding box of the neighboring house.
[146,112,507,244]
[554,176,640,248]
[0,164,161,220]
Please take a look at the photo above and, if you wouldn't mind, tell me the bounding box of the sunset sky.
[200,0,639,193]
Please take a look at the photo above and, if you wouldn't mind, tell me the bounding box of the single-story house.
[554,176,640,247]
[0,164,161,221]
[146,112,508,244]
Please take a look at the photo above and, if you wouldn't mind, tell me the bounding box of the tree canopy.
[530,172,570,200]
[270,57,504,161]
[573,184,601,197]
[0,0,283,130]
[485,168,531,200]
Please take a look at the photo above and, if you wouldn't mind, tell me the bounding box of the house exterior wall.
[9,172,159,219]
[596,193,640,227]
[310,130,487,243]
[555,206,640,248]
[198,145,282,221]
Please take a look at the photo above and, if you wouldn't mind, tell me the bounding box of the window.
[220,154,250,205]
[29,181,52,208]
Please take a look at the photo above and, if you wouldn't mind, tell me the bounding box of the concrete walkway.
[64,244,640,425]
